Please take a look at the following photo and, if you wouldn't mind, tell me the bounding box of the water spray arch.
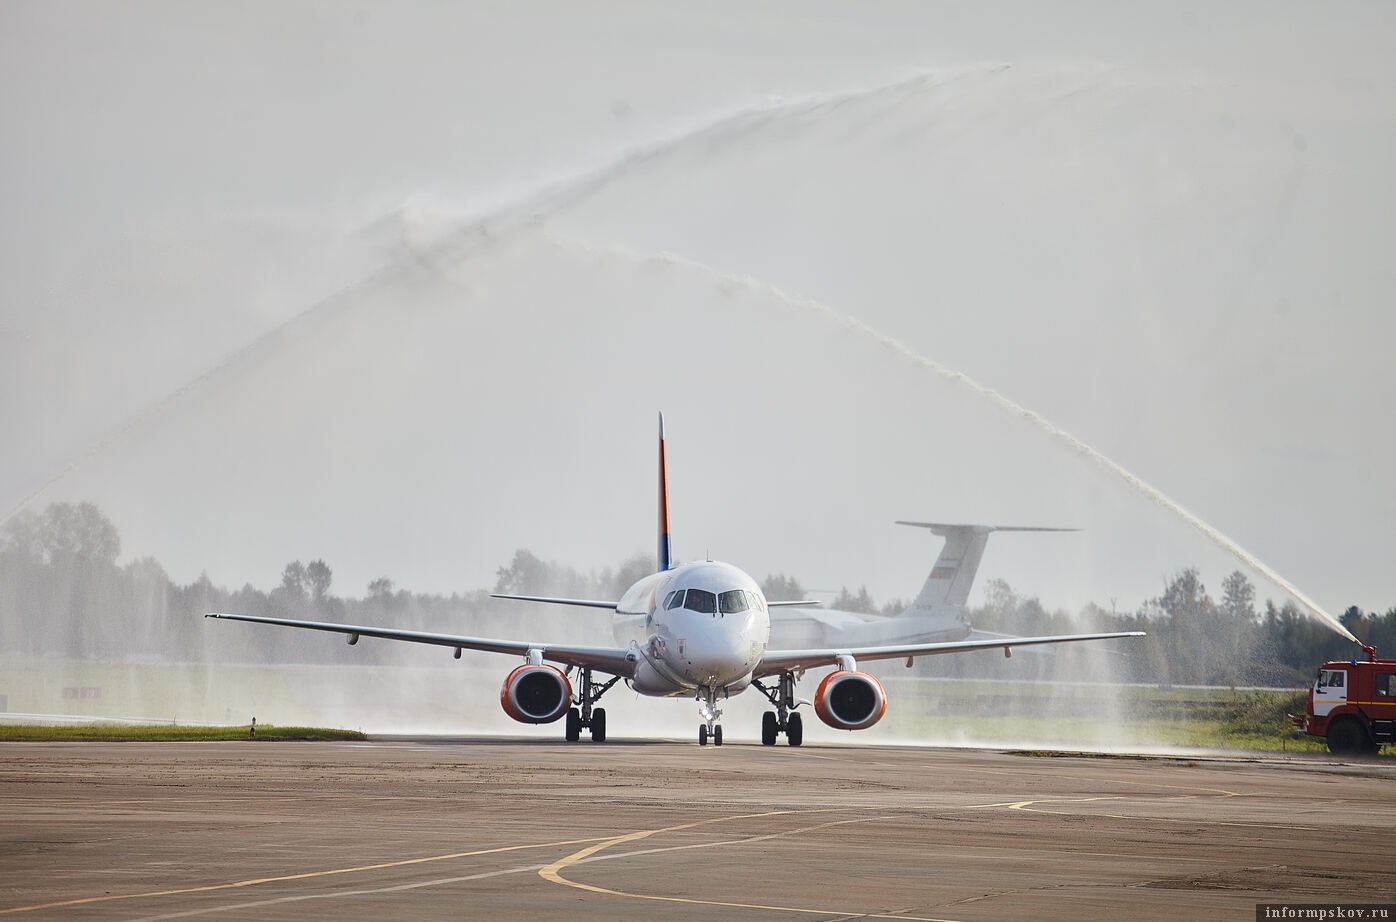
[548,232,1359,646]
[1,62,1007,532]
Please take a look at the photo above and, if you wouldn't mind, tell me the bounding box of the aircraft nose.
[682,611,760,681]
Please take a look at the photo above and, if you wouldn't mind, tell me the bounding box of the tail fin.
[658,413,673,571]
[895,523,1075,616]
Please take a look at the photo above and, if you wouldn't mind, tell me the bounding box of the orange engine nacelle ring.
[499,664,572,724]
[813,670,887,731]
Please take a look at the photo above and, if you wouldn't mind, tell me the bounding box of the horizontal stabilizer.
[895,522,1078,534]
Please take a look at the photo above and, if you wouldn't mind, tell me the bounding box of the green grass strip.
[0,724,366,742]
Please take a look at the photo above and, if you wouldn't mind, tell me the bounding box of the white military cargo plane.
[208,415,1142,746]
[767,522,1078,649]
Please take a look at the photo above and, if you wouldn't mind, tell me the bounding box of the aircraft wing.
[754,630,1144,678]
[204,613,637,674]
[489,593,618,610]
[488,593,819,609]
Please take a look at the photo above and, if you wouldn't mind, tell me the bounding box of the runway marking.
[933,759,1251,799]
[1056,775,1246,798]
[146,805,1212,921]
[0,793,1219,918]
[538,809,970,922]
[1009,799,1319,830]
[0,834,613,916]
[127,815,895,920]
[1006,796,1123,810]
[995,791,1319,830]
[128,825,1223,919]
[123,865,561,921]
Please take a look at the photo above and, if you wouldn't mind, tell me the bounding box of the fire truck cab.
[1296,645,1396,755]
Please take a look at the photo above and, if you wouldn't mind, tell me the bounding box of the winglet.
[658,412,673,571]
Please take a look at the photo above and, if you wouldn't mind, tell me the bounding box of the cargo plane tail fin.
[894,523,1075,616]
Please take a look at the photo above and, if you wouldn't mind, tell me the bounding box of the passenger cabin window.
[1378,674,1394,697]
[684,588,717,614]
[665,589,685,610]
[719,590,749,614]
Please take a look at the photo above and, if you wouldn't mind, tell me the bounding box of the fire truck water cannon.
[1293,644,1396,755]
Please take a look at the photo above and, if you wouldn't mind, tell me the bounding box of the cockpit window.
[719,589,749,613]
[665,589,685,610]
[747,590,766,611]
[684,588,717,614]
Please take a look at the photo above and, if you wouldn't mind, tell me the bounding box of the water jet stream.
[553,233,1358,645]
[2,63,1006,529]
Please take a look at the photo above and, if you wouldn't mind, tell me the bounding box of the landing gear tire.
[696,684,726,748]
[565,708,580,742]
[787,711,804,747]
[752,671,802,748]
[761,711,778,746]
[590,708,607,743]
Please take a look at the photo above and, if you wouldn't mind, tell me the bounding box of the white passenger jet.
[208,416,1142,746]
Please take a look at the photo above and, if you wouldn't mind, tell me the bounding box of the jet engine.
[499,664,572,724]
[813,670,887,731]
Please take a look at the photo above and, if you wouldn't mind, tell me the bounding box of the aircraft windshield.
[670,585,759,615]
[719,590,749,613]
[683,588,717,614]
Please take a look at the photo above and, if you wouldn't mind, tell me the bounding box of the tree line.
[1,502,1391,686]
[963,572,1394,687]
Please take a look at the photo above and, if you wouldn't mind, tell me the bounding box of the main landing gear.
[697,685,725,746]
[565,666,619,743]
[752,670,804,746]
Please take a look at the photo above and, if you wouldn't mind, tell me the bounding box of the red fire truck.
[1294,645,1396,754]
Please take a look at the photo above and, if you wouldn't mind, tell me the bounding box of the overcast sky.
[2,1,1392,624]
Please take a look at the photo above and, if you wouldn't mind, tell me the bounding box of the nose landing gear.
[697,685,725,746]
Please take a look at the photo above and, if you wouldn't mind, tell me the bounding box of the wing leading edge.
[488,593,619,610]
[487,592,819,609]
[755,630,1145,678]
[203,613,636,674]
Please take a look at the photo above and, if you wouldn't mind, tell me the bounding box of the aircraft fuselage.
[614,560,770,696]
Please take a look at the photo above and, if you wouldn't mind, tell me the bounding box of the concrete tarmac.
[2,739,1393,921]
